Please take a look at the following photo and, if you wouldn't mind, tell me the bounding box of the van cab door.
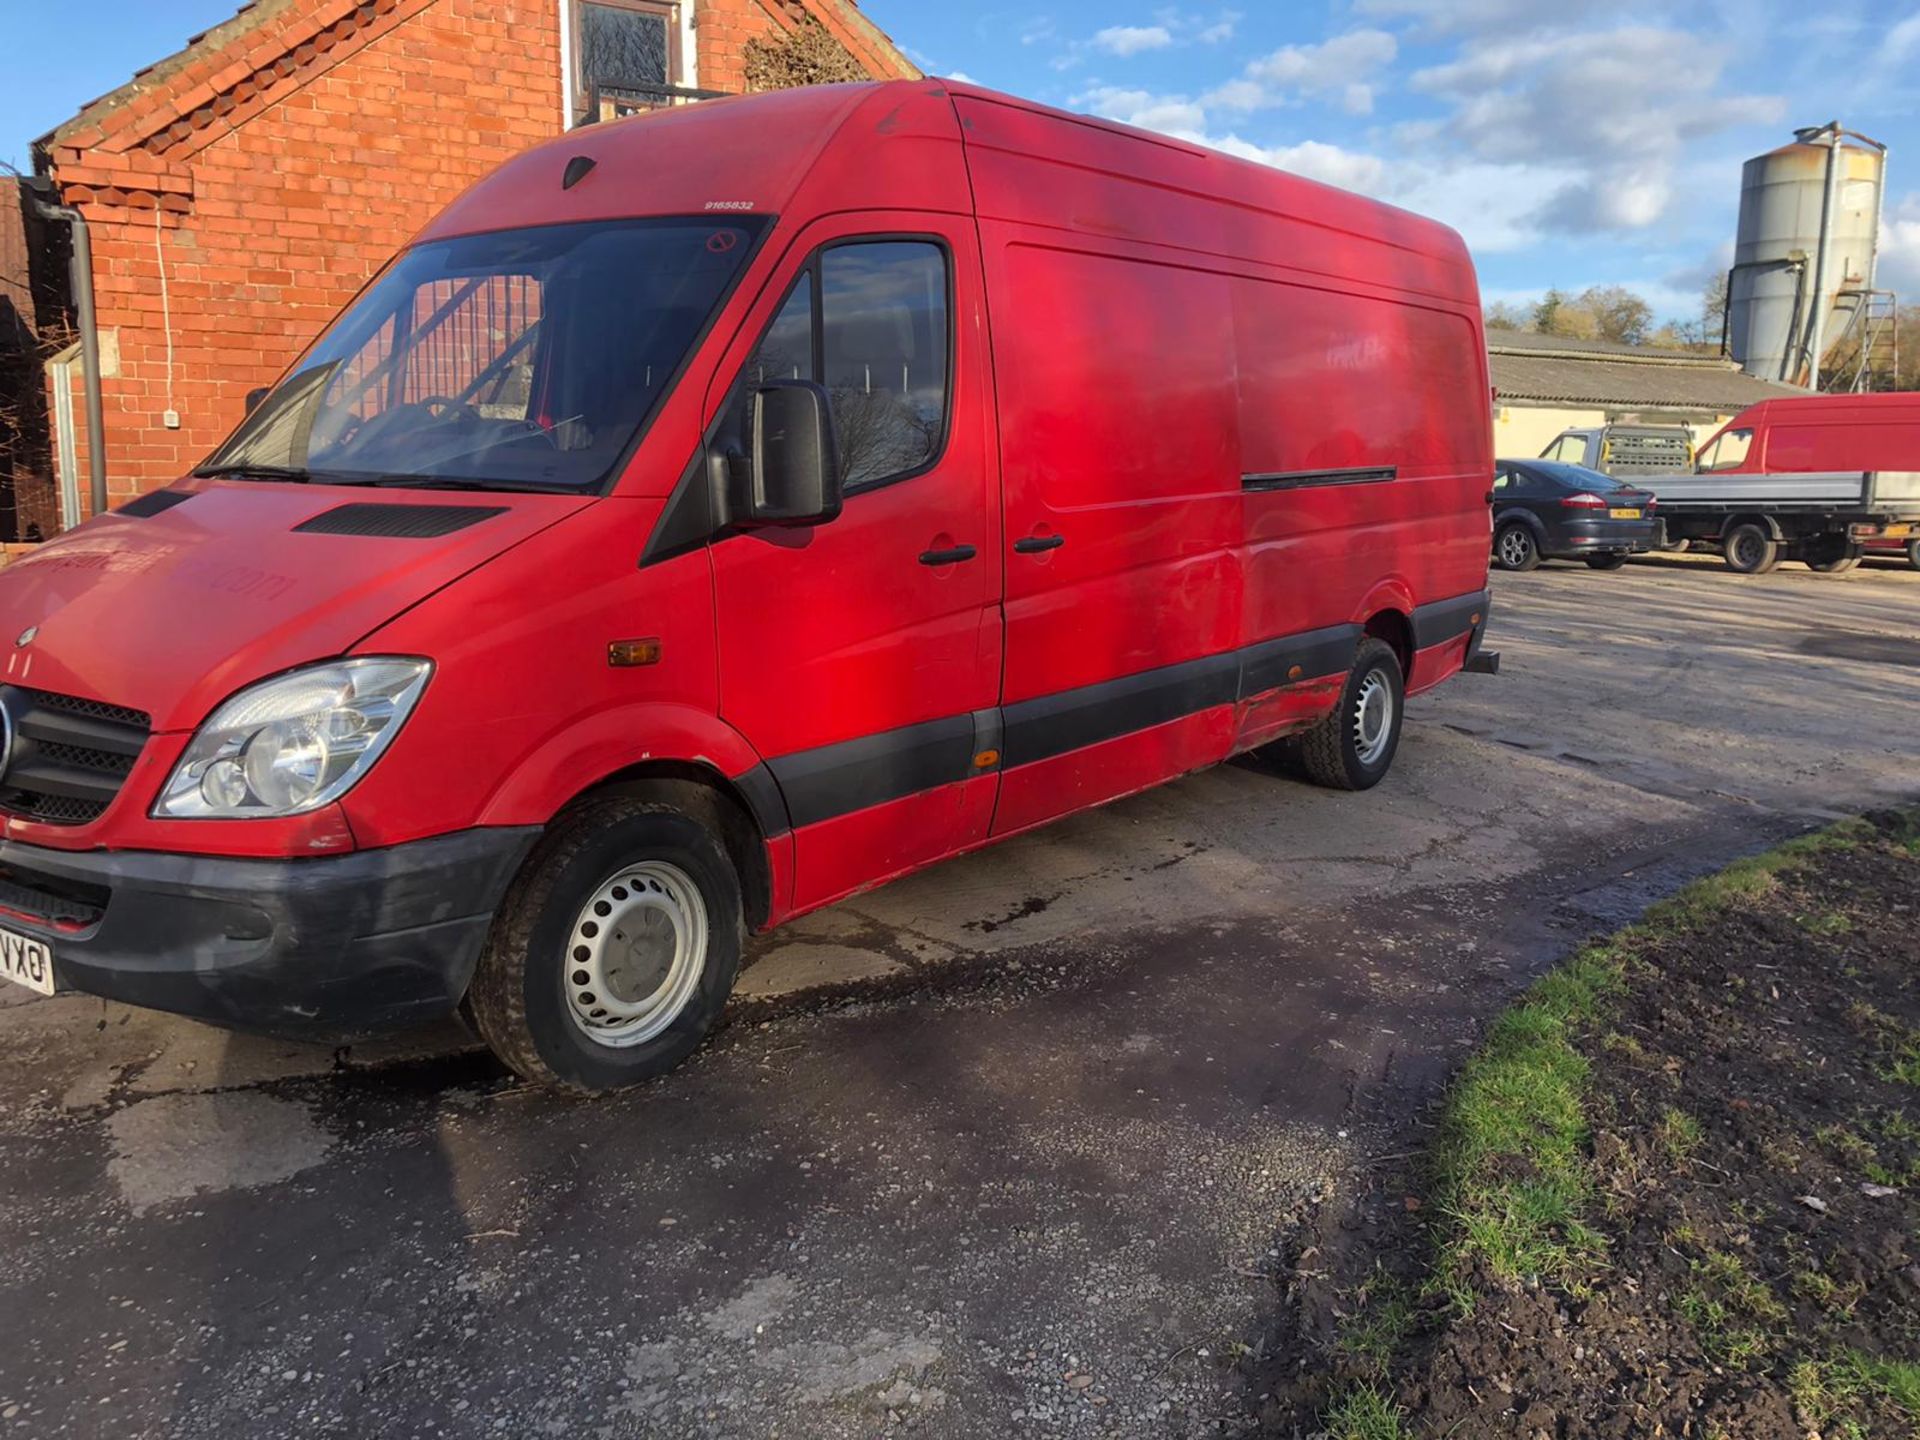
[706,218,1002,912]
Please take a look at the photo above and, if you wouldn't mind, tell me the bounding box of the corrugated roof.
[1489,334,1808,412]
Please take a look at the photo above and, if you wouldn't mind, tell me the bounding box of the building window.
[575,0,681,121]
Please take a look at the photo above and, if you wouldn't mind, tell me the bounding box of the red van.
[0,81,1494,1090]
[1695,393,1920,568]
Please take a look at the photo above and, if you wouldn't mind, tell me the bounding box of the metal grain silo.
[1726,123,1886,388]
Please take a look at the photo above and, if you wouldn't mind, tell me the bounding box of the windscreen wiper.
[361,474,578,495]
[192,463,315,482]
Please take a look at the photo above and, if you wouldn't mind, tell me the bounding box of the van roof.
[418,79,1478,308]
[1731,393,1920,427]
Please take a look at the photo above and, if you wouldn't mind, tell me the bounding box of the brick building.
[18,0,915,529]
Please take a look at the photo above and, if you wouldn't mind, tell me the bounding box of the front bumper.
[4,827,538,1039]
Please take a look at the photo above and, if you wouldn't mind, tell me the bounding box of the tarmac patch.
[105,1090,333,1215]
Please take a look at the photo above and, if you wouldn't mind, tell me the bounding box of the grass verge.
[1321,813,1906,1432]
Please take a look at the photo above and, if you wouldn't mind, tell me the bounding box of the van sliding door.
[984,235,1244,836]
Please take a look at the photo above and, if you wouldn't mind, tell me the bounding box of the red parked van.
[1695,393,1920,568]
[0,81,1495,1089]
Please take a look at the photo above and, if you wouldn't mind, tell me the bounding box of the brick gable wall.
[37,0,914,513]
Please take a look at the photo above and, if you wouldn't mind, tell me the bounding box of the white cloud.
[1886,12,1920,65]
[1412,27,1784,234]
[1352,0,1614,33]
[1073,9,1793,266]
[1872,191,1920,296]
[1077,85,1209,136]
[1196,12,1240,43]
[1092,24,1174,56]
[1206,29,1398,116]
[1074,83,1573,256]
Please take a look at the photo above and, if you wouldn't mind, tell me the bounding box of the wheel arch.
[1725,511,1783,540]
[567,765,779,932]
[1494,505,1548,536]
[477,704,786,929]
[1362,607,1414,685]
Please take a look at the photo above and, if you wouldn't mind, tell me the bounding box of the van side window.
[724,240,951,492]
[821,243,949,487]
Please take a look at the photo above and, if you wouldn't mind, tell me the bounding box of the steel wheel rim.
[1732,532,1763,568]
[1498,529,1530,567]
[563,860,708,1048]
[1352,668,1395,767]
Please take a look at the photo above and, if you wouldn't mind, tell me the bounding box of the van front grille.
[0,686,151,827]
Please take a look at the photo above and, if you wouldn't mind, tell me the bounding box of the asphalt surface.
[3,553,1918,1438]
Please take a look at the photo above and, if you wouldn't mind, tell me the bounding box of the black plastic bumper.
[6,827,539,1039]
[1550,518,1659,556]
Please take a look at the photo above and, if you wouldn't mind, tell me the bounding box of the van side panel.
[1235,278,1491,667]
[956,86,1490,829]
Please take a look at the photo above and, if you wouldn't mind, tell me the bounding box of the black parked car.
[1492,459,1659,572]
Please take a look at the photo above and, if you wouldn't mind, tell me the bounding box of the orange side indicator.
[1286,664,1303,681]
[608,638,663,667]
[972,749,1001,769]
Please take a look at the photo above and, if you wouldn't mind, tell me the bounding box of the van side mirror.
[745,381,841,527]
[245,386,270,416]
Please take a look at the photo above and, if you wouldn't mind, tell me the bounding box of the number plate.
[1609,507,1642,519]
[0,925,53,997]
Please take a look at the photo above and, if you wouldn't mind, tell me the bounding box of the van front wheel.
[468,795,743,1093]
[1298,638,1405,791]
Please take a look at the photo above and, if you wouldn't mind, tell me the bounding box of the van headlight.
[155,658,431,818]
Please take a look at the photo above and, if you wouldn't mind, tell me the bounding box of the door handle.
[919,544,978,566]
[1013,534,1065,554]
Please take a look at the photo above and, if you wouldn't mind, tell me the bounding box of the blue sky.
[9,1,1920,326]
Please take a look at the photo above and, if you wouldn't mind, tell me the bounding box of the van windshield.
[199,217,765,492]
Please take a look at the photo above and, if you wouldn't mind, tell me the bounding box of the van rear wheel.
[467,794,743,1093]
[1805,538,1863,574]
[1297,638,1405,791]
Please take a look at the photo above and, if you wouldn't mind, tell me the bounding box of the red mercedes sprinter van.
[0,81,1494,1090]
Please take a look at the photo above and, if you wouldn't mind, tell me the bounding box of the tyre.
[1584,552,1629,570]
[1493,522,1540,572]
[1298,638,1405,791]
[1907,539,1919,571]
[467,793,744,1093]
[1805,538,1863,574]
[1723,522,1780,575]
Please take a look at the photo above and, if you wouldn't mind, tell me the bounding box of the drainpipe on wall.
[30,193,108,522]
[44,342,83,532]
